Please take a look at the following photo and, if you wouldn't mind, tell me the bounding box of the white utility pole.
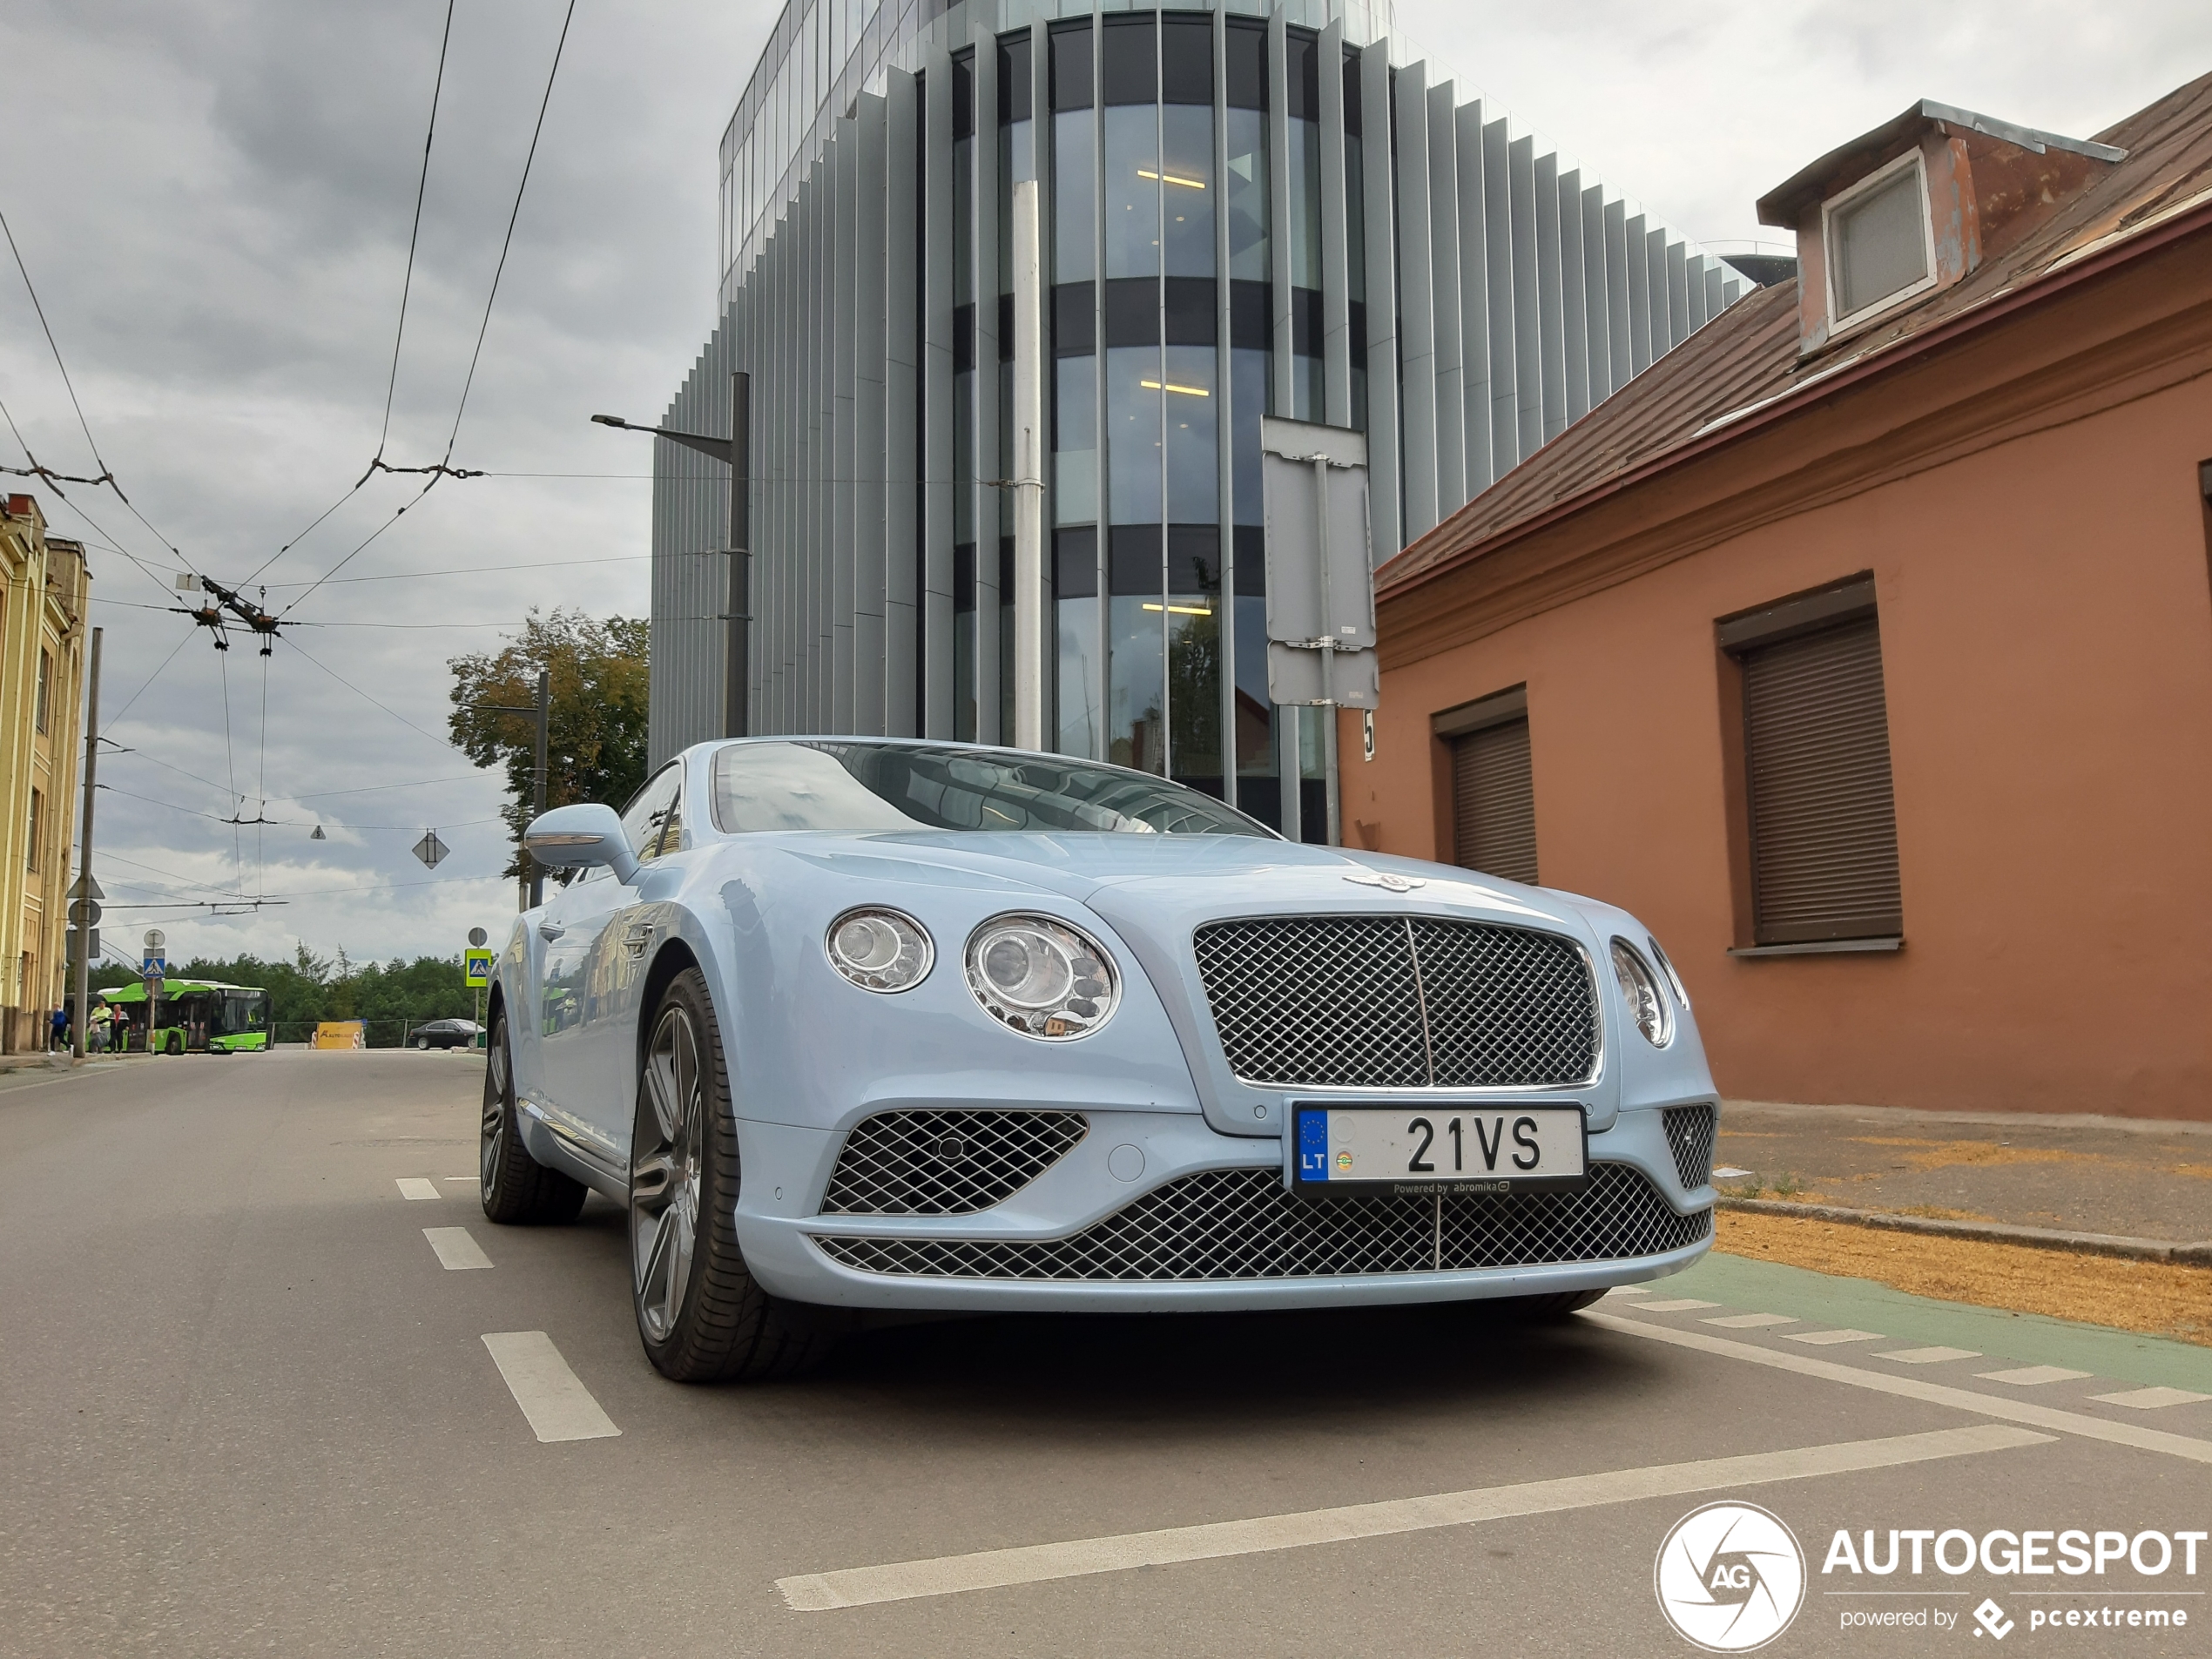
[1010,178,1046,752]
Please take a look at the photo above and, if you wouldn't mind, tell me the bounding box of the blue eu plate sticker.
[1297,1109,1330,1182]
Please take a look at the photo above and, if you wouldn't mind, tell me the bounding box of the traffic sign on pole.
[414,830,448,870]
[463,949,494,988]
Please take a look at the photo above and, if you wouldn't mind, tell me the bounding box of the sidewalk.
[1716,1099,2212,1245]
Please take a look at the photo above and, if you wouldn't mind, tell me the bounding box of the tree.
[448,608,650,875]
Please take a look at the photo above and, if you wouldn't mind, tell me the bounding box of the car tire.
[414,1035,430,1049]
[630,968,836,1383]
[479,1009,586,1225]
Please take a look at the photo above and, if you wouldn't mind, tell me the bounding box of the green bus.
[103,980,273,1054]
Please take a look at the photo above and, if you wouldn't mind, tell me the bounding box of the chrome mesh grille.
[1193,916,1599,1089]
[819,1109,1089,1216]
[1662,1103,1716,1190]
[812,1163,1708,1280]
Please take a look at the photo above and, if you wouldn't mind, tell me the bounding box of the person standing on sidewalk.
[50,1005,69,1052]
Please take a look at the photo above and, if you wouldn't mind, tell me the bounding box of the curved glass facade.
[653,0,1751,841]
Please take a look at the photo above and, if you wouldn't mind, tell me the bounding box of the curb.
[1717,1197,2212,1267]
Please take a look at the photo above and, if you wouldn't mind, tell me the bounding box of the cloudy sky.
[5,0,2203,970]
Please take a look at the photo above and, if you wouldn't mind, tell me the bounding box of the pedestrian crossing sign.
[464,949,495,988]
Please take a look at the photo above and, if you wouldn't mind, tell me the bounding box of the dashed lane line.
[1878,1347,1980,1365]
[2092,1386,2212,1410]
[1788,1329,1885,1346]
[1582,1310,2212,1467]
[1978,1366,2094,1386]
[423,1227,492,1270]
[480,1332,620,1443]
[773,1425,2047,1612]
[1634,1298,1718,1312]
[395,1177,441,1201]
[1703,1313,1797,1329]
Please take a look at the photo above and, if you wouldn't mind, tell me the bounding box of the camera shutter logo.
[1654,1501,1806,1652]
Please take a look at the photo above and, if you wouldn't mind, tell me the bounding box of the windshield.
[710,741,1273,838]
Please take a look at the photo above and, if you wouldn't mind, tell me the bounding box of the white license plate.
[1291,1105,1587,1195]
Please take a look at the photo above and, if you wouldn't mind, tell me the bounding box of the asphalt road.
[3,1054,2208,1658]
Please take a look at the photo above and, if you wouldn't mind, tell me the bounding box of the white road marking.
[1878,1347,1981,1365]
[1977,1366,2093,1386]
[1584,1310,2212,1466]
[422,1227,492,1270]
[395,1177,441,1201]
[444,1176,480,1185]
[1603,1285,1651,1296]
[480,1332,621,1443]
[1703,1313,1797,1329]
[1712,1166,1756,1179]
[1633,1298,1720,1312]
[774,1425,2047,1612]
[1788,1329,1884,1345]
[2090,1386,2212,1410]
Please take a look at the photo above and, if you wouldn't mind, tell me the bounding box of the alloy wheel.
[480,1027,509,1190]
[631,1002,704,1345]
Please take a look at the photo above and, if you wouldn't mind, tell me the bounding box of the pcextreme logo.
[1656,1501,1808,1652]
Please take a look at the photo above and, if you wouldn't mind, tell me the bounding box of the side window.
[618,765,684,864]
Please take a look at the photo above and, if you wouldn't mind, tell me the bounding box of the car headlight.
[1647,934,1690,1008]
[1609,937,1673,1048]
[964,913,1119,1040]
[825,907,934,992]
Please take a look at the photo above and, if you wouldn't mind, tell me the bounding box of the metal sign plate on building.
[1261,416,1379,710]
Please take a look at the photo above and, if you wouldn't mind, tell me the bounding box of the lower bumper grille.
[812,1162,1709,1281]
[820,1109,1089,1216]
[1662,1103,1716,1190]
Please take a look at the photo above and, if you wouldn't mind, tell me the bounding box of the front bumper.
[732,1104,1713,1313]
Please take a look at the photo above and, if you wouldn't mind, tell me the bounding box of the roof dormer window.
[1823,149,1936,329]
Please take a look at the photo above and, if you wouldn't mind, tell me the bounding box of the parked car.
[482,739,1719,1381]
[408,1018,482,1051]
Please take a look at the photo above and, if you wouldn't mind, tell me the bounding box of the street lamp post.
[591,370,750,739]
[478,668,550,907]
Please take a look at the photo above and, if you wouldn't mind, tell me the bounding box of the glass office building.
[649,0,1749,838]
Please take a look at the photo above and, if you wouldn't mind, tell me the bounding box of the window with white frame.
[1823,149,1935,329]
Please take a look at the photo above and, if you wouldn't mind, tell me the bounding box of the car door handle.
[537,922,565,942]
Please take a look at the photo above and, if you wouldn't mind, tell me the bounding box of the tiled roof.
[1378,71,2212,601]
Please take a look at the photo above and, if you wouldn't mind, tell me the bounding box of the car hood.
[769,830,1589,934]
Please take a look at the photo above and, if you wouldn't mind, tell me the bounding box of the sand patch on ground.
[1715,1211,2212,1348]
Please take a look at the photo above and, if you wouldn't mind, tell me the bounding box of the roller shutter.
[1451,717,1537,885]
[1741,614,1901,944]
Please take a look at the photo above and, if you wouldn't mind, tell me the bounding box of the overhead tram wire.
[240,0,459,590]
[0,204,188,564]
[271,0,577,623]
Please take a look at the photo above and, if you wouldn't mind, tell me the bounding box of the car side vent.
[1662,1103,1716,1190]
[820,1108,1089,1215]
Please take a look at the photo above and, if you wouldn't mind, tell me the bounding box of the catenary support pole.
[529,668,549,907]
[1010,180,1045,751]
[71,626,100,1062]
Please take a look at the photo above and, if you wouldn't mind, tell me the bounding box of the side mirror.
[523,802,640,886]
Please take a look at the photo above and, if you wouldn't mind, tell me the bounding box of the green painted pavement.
[1667,1250,2212,1395]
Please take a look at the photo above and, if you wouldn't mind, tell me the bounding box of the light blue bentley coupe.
[482,738,1717,1381]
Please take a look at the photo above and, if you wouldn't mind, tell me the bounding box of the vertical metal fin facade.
[651,2,1753,769]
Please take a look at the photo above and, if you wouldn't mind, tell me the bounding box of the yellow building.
[1,493,90,1052]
